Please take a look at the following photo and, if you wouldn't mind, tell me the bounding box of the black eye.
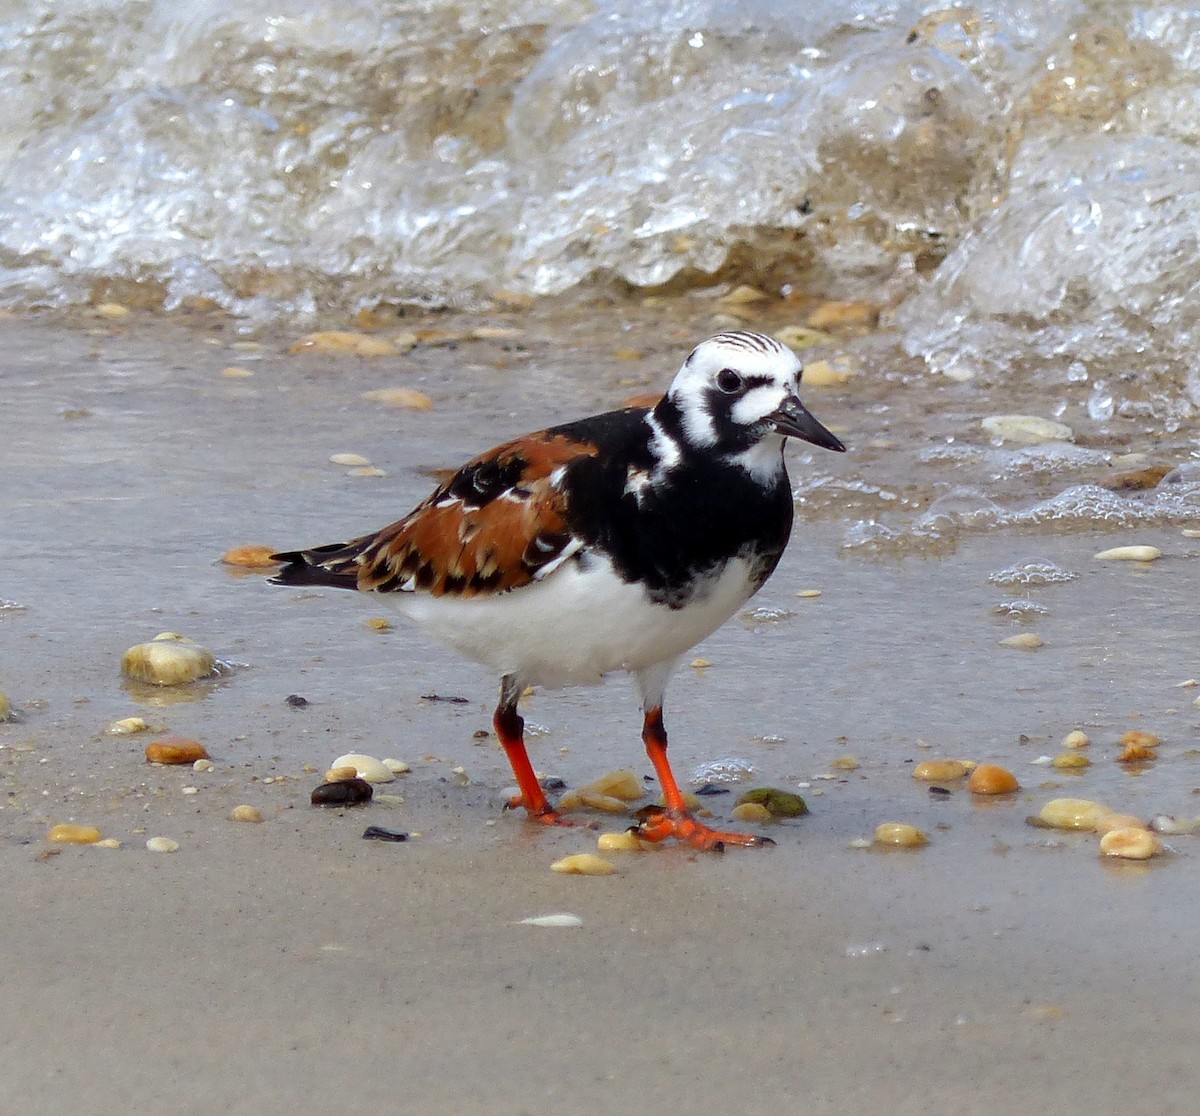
[715,368,743,394]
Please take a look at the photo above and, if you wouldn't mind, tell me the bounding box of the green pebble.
[735,787,808,818]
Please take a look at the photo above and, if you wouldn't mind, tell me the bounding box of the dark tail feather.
[269,544,363,591]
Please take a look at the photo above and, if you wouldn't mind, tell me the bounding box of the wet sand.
[3,309,1199,1114]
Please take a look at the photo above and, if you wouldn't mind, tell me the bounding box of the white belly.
[384,556,761,688]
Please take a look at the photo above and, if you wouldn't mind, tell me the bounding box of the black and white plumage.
[271,330,845,850]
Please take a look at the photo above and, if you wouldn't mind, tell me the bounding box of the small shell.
[382,758,410,774]
[1093,545,1161,562]
[873,822,928,848]
[912,760,967,782]
[577,769,646,802]
[967,764,1020,795]
[121,634,217,686]
[95,838,121,849]
[1099,827,1162,860]
[597,831,649,852]
[107,716,150,735]
[981,415,1074,445]
[48,824,102,844]
[1062,730,1090,749]
[221,545,280,569]
[330,753,394,784]
[193,758,214,773]
[146,737,209,765]
[518,913,583,928]
[1149,814,1200,836]
[146,836,180,853]
[329,452,371,467]
[230,805,264,823]
[1038,798,1107,830]
[550,853,616,876]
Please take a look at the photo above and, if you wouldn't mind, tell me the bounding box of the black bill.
[768,395,846,453]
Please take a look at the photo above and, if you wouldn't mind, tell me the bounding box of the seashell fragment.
[830,755,859,771]
[913,760,967,782]
[230,805,263,823]
[329,452,371,467]
[967,764,1020,795]
[1038,798,1107,830]
[121,634,217,685]
[519,913,583,927]
[873,822,928,848]
[597,831,650,852]
[108,716,149,735]
[330,753,394,784]
[1062,730,1090,749]
[999,633,1043,650]
[1150,814,1200,836]
[146,737,209,765]
[146,836,179,853]
[577,769,645,802]
[362,387,433,410]
[551,853,616,876]
[48,824,101,844]
[1099,827,1162,860]
[578,792,629,814]
[382,758,410,774]
[1094,545,1161,562]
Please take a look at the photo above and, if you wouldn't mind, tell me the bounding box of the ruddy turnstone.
[271,330,845,850]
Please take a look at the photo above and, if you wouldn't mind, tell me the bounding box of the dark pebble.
[420,693,470,704]
[539,776,567,791]
[928,786,952,798]
[286,694,309,708]
[311,778,373,807]
[362,826,408,842]
[694,783,731,796]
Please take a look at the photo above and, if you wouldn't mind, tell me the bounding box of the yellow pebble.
[551,853,616,876]
[1099,827,1162,860]
[1094,545,1161,562]
[999,633,1043,650]
[1038,798,1107,830]
[1051,753,1091,770]
[578,792,630,814]
[1062,730,1090,749]
[873,822,928,848]
[289,331,398,357]
[578,769,645,802]
[221,544,280,569]
[913,760,967,782]
[361,387,434,410]
[967,764,1020,795]
[230,805,264,823]
[597,831,645,852]
[1120,730,1161,748]
[48,824,102,845]
[830,755,859,771]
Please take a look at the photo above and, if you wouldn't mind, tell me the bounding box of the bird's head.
[658,331,845,469]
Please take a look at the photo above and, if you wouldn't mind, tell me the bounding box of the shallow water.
[3,309,1200,1115]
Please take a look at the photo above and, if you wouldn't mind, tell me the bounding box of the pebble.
[193,758,214,773]
[330,753,394,783]
[1051,753,1091,770]
[551,853,616,876]
[121,633,217,685]
[794,588,823,598]
[981,415,1074,445]
[873,823,928,848]
[1037,798,1107,830]
[366,617,393,631]
[230,805,263,823]
[773,325,834,349]
[967,764,1020,795]
[731,802,772,823]
[1094,545,1161,562]
[145,737,209,765]
[597,831,649,852]
[471,325,524,340]
[1120,730,1161,749]
[382,758,411,774]
[361,387,434,410]
[329,452,371,467]
[48,823,102,844]
[1099,828,1162,860]
[325,766,358,782]
[577,769,646,802]
[734,787,809,818]
[311,778,373,807]
[805,300,878,329]
[578,792,629,814]
[289,331,398,357]
[999,633,1044,650]
[1062,730,1090,749]
[349,466,387,478]
[95,301,130,319]
[830,755,859,771]
[719,284,769,305]
[146,836,179,853]
[219,365,254,378]
[107,716,150,734]
[95,838,121,849]
[913,760,967,782]
[801,359,855,387]
[519,913,583,928]
[221,545,280,569]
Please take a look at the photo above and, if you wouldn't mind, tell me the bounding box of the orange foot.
[633,808,776,852]
[504,796,597,829]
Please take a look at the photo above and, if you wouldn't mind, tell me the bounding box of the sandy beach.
[4,307,1199,1115]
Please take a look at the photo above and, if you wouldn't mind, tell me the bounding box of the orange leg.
[495,679,585,828]
[635,706,774,851]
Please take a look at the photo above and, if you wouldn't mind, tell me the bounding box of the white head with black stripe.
[658,331,845,473]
